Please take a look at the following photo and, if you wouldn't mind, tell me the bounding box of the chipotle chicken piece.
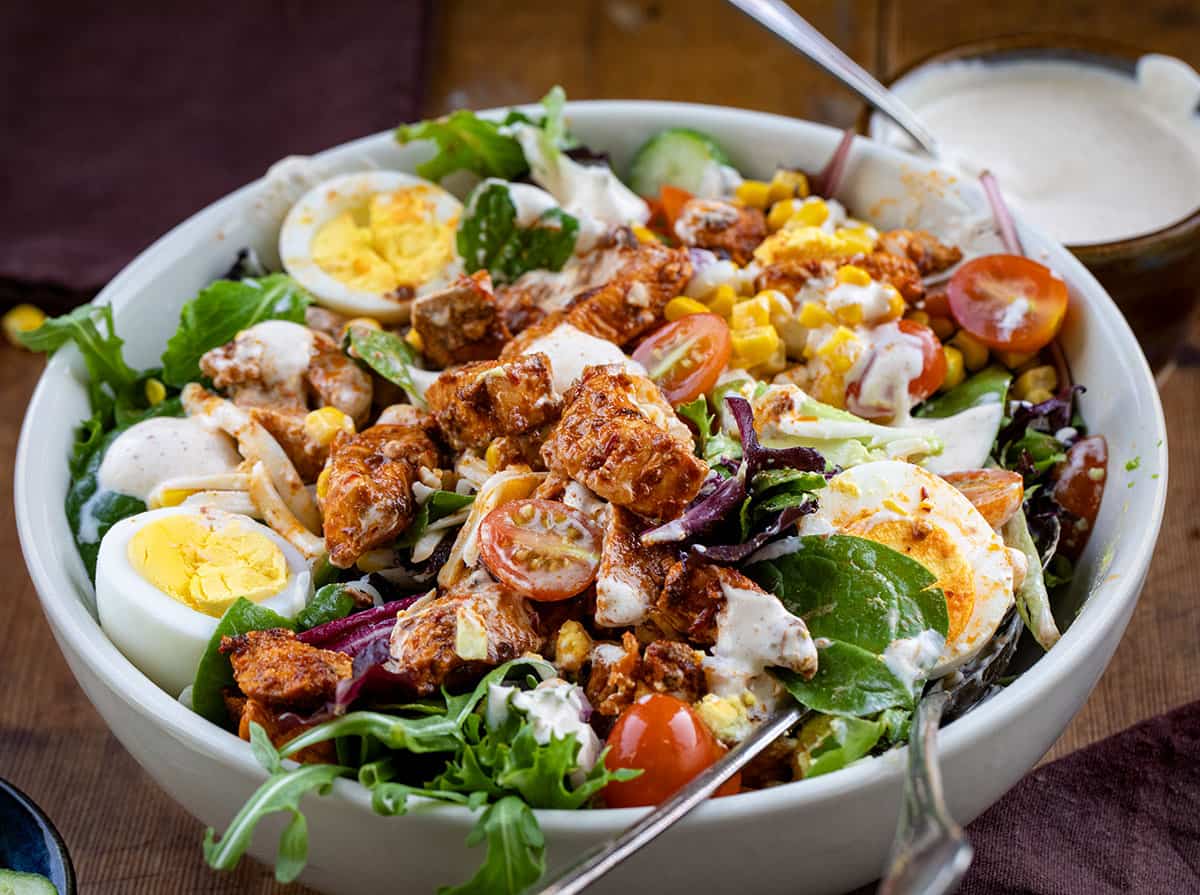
[322,417,441,568]
[876,229,963,277]
[221,628,352,709]
[385,576,542,696]
[651,558,763,646]
[425,353,561,452]
[304,305,350,340]
[236,698,338,765]
[674,199,766,266]
[641,640,706,704]
[541,365,707,522]
[595,505,676,627]
[585,631,641,716]
[754,250,925,304]
[412,271,512,369]
[855,251,926,303]
[248,406,326,482]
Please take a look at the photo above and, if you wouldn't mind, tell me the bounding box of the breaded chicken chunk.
[674,199,766,266]
[541,365,707,521]
[595,505,676,627]
[412,271,511,369]
[876,229,963,277]
[386,575,542,695]
[641,640,706,704]
[426,353,560,452]
[755,249,925,304]
[585,632,641,716]
[322,417,441,568]
[221,628,352,709]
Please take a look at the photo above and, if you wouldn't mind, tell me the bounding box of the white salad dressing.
[521,322,646,394]
[881,629,946,692]
[97,417,243,502]
[230,320,316,394]
[880,55,1200,245]
[845,322,928,422]
[487,679,601,782]
[691,163,744,200]
[824,279,896,325]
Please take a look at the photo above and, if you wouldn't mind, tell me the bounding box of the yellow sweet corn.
[151,488,194,508]
[304,406,354,447]
[704,284,737,318]
[1012,365,1059,401]
[905,309,931,326]
[731,325,781,369]
[767,199,800,231]
[950,330,989,372]
[787,198,830,229]
[735,180,771,209]
[767,169,810,204]
[1024,388,1055,404]
[799,301,835,329]
[665,296,709,321]
[343,316,382,337]
[835,264,871,287]
[834,303,864,326]
[996,349,1037,370]
[834,226,876,254]
[144,378,167,406]
[810,371,848,408]
[731,295,772,330]
[941,346,965,391]
[751,340,788,377]
[405,328,424,352]
[929,316,956,341]
[2,303,46,347]
[632,224,660,244]
[884,287,907,322]
[816,326,862,374]
[316,465,331,501]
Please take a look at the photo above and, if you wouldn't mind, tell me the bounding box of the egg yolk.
[310,186,457,294]
[127,515,288,617]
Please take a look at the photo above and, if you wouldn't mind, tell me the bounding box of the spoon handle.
[533,705,804,895]
[727,0,942,156]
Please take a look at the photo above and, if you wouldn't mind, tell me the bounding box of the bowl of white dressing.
[866,35,1200,373]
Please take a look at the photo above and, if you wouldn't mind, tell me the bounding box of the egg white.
[810,460,1016,675]
[95,506,312,696]
[279,171,463,322]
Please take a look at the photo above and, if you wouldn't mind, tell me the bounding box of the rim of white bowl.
[15,100,1169,836]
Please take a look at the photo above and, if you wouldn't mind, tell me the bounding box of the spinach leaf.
[295,583,357,632]
[345,326,427,409]
[160,274,311,387]
[457,182,579,285]
[439,797,546,895]
[915,365,1011,419]
[192,598,296,725]
[747,534,948,717]
[795,713,885,779]
[396,491,475,549]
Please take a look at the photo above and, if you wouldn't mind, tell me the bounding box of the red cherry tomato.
[846,319,946,418]
[1053,435,1108,559]
[478,499,602,602]
[947,254,1068,353]
[632,312,732,405]
[943,468,1025,528]
[603,694,740,808]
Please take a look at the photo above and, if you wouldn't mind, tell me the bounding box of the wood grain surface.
[2,3,1198,892]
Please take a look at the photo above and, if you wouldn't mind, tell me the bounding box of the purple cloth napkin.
[959,700,1200,894]
[0,1,431,294]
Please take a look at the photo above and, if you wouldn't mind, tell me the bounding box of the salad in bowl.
[19,88,1119,893]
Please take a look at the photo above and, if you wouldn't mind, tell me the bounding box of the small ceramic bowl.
[0,779,76,894]
[863,34,1200,374]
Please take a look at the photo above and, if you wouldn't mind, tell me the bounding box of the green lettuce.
[457,181,579,284]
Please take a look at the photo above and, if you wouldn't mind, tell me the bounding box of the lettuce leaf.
[457,181,579,284]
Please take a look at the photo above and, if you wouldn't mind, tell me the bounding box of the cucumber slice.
[0,870,58,895]
[628,128,733,197]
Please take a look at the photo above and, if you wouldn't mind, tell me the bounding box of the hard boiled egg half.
[807,460,1017,675]
[280,171,463,323]
[96,506,311,695]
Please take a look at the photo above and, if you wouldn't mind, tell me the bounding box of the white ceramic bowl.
[15,102,1168,895]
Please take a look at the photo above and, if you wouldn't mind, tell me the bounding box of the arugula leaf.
[748,534,948,717]
[794,713,885,779]
[295,583,357,632]
[396,490,475,549]
[438,797,546,895]
[192,598,296,724]
[345,325,428,409]
[457,182,579,285]
[160,274,311,387]
[915,365,1012,419]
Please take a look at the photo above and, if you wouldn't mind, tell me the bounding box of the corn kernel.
[799,301,835,329]
[735,180,771,209]
[834,302,864,326]
[632,224,659,244]
[751,340,788,377]
[704,284,737,318]
[1024,387,1054,405]
[316,465,331,501]
[1012,365,1059,401]
[885,288,907,321]
[810,372,848,408]
[767,199,799,231]
[816,326,862,374]
[905,309,931,326]
[950,330,989,372]
[767,169,810,204]
[144,378,167,406]
[929,316,956,340]
[304,406,354,447]
[405,328,424,352]
[789,198,830,229]
[151,488,194,509]
[665,296,709,321]
[342,317,382,343]
[731,325,781,369]
[731,295,772,330]
[941,346,965,391]
[834,226,876,254]
[485,440,503,472]
[996,349,1037,370]
[3,304,46,347]
[835,264,871,287]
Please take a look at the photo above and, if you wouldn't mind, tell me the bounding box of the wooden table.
[2,3,1198,891]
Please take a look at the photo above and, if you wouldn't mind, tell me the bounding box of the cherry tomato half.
[1053,435,1108,559]
[943,468,1025,529]
[947,254,1068,353]
[603,694,740,808]
[632,312,732,405]
[478,499,602,602]
[846,319,946,418]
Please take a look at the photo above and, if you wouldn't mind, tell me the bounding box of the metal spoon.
[727,0,942,157]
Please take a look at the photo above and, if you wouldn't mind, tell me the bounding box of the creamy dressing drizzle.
[98,417,242,502]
